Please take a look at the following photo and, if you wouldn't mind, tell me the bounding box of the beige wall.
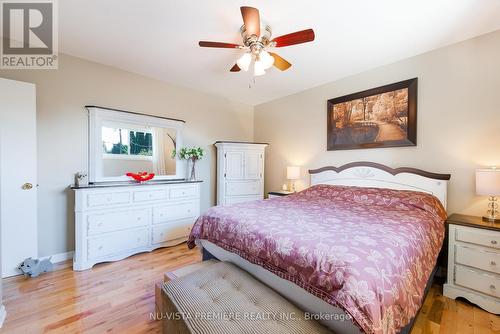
[0,53,253,257]
[255,30,500,217]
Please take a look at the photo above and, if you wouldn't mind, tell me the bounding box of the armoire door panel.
[225,151,245,179]
[244,152,261,179]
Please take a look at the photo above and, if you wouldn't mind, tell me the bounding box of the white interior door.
[0,78,38,278]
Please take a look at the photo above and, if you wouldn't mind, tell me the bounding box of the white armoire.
[215,142,268,205]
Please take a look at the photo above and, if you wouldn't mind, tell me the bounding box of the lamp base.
[483,197,499,223]
[483,215,500,223]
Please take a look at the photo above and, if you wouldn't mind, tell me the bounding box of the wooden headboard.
[309,162,451,208]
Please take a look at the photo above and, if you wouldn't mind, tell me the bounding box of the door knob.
[22,183,33,190]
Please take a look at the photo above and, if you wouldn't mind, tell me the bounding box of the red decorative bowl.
[126,172,155,183]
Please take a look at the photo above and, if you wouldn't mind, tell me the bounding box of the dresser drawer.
[152,220,193,244]
[225,196,261,205]
[87,192,130,207]
[455,265,500,298]
[456,244,500,275]
[133,189,168,202]
[87,228,148,259]
[153,201,198,223]
[169,185,199,199]
[87,209,150,236]
[226,181,261,196]
[455,225,500,249]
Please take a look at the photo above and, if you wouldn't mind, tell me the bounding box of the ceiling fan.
[198,6,315,76]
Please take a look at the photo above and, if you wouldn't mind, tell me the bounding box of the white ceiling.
[60,0,500,105]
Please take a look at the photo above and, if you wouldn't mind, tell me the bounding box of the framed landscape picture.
[327,78,417,150]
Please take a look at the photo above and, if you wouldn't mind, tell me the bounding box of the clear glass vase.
[188,158,197,181]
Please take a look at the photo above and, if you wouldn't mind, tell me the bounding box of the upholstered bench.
[155,260,219,314]
[160,261,331,334]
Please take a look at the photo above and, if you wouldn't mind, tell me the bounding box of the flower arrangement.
[172,147,204,181]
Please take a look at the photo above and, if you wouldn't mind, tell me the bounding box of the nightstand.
[268,190,294,199]
[443,214,500,314]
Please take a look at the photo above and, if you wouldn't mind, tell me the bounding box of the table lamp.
[287,166,300,192]
[476,168,500,223]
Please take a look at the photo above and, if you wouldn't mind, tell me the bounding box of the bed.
[187,162,451,334]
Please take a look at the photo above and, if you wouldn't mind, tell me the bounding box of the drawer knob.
[98,246,103,250]
[182,192,186,195]
[490,284,496,290]
[137,217,141,221]
[492,261,497,266]
[492,240,498,245]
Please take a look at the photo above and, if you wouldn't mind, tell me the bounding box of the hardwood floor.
[1,244,201,334]
[1,243,498,333]
[412,285,499,334]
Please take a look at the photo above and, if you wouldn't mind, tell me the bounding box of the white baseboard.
[40,251,74,264]
[0,304,6,328]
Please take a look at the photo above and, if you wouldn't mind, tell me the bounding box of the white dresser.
[444,214,500,314]
[215,142,268,205]
[73,181,201,270]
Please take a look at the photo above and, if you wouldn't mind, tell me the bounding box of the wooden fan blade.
[271,29,315,47]
[230,64,241,72]
[269,52,292,71]
[198,41,241,48]
[241,6,260,36]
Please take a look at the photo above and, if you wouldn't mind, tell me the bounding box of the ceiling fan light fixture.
[236,52,252,71]
[254,59,266,76]
[259,50,274,69]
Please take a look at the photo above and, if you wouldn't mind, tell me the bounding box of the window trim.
[102,153,153,161]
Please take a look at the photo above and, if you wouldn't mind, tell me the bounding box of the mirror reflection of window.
[101,125,176,178]
[102,127,153,157]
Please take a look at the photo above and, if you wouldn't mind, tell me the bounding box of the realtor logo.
[1,0,58,69]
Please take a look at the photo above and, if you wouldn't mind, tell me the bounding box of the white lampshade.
[287,166,300,180]
[259,51,275,69]
[254,59,266,76]
[476,168,500,196]
[236,53,252,72]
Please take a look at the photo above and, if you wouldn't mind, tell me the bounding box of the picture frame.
[327,78,417,150]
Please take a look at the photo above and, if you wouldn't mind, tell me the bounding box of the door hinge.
[224,153,227,158]
[224,173,226,178]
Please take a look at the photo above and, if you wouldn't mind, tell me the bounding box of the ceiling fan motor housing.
[240,24,273,54]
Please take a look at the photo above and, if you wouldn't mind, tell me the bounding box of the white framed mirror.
[87,106,185,183]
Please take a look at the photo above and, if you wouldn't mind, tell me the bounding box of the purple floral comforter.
[187,185,447,334]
